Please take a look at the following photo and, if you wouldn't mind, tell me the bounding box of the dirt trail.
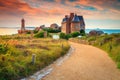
[42,42,120,80]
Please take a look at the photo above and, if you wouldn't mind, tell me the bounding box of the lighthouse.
[21,18,25,31]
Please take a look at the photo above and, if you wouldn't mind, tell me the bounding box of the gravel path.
[42,42,120,80]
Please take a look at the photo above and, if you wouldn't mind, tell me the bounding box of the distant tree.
[43,28,60,33]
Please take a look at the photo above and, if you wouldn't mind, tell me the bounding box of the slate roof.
[78,16,83,21]
[78,16,85,25]
[62,17,68,23]
[72,15,80,22]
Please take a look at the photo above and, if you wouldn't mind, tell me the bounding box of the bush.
[0,44,8,54]
[65,34,72,40]
[60,32,80,40]
[71,32,80,37]
[43,28,60,33]
[80,29,85,36]
[26,31,31,34]
[60,32,66,39]
[34,31,44,38]
[33,30,38,34]
[26,30,39,34]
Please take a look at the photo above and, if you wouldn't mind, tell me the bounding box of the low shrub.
[80,29,85,36]
[60,32,80,40]
[0,44,8,54]
[71,32,80,37]
[0,37,70,80]
[34,31,44,38]
[33,30,39,34]
[60,32,66,39]
[26,31,31,34]
[65,34,72,40]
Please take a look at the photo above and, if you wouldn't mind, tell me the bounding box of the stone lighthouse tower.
[21,18,25,31]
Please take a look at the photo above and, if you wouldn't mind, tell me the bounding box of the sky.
[0,0,120,29]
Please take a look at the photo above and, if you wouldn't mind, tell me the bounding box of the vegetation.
[70,33,120,69]
[60,32,66,39]
[60,31,82,40]
[71,32,80,37]
[80,29,85,36]
[34,31,45,38]
[33,30,39,34]
[0,34,70,80]
[43,28,61,33]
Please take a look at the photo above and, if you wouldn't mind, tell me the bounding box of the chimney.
[70,13,74,18]
[69,13,74,21]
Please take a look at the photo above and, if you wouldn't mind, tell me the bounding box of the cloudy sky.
[0,0,120,29]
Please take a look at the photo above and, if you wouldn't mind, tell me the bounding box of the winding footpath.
[42,42,120,80]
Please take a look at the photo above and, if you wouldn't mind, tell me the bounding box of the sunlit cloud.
[0,0,120,28]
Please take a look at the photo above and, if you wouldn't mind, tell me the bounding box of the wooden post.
[109,44,112,52]
[32,54,36,64]
[61,44,64,49]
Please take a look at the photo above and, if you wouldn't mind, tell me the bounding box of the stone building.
[61,13,85,34]
[50,23,59,30]
[89,30,104,36]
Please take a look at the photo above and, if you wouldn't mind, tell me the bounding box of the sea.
[0,27,120,35]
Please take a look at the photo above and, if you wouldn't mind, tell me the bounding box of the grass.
[69,33,120,69]
[0,34,70,80]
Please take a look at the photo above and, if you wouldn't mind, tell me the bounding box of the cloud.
[75,5,97,11]
[0,0,120,28]
[0,0,31,17]
[1,0,119,19]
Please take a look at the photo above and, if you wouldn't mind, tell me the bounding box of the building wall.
[61,23,67,33]
[61,13,85,34]
[62,22,71,34]
[68,13,74,33]
[71,22,80,33]
[80,20,85,30]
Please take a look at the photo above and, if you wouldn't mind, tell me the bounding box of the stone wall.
[61,23,67,33]
[71,22,80,33]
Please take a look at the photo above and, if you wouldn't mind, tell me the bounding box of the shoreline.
[0,28,120,35]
